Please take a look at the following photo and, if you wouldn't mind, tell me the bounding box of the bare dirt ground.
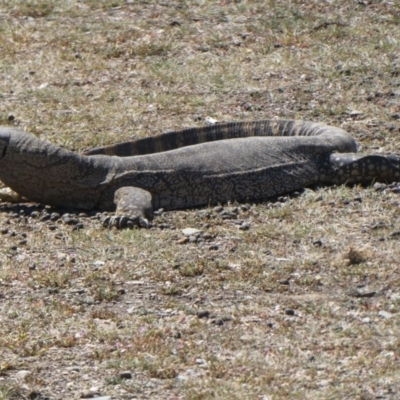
[0,1,399,399]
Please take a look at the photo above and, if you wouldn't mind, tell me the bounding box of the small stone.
[190,114,202,122]
[378,310,392,319]
[57,252,68,261]
[240,334,255,343]
[8,114,15,121]
[80,392,91,399]
[373,182,387,191]
[118,371,132,380]
[347,289,376,298]
[197,310,210,319]
[125,279,144,285]
[221,212,237,220]
[182,228,202,236]
[285,309,295,316]
[239,222,250,230]
[205,116,217,125]
[73,223,84,231]
[50,212,60,221]
[176,373,189,382]
[70,288,85,294]
[39,212,51,221]
[62,215,79,225]
[198,45,211,52]
[349,110,363,116]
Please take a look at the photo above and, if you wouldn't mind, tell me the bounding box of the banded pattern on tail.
[83,119,351,157]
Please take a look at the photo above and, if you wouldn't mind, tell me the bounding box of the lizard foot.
[101,215,151,229]
[108,186,153,229]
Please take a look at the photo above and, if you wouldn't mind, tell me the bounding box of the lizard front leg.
[104,187,153,229]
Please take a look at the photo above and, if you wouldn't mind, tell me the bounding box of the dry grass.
[0,1,400,399]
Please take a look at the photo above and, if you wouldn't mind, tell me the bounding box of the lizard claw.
[101,215,111,227]
[138,216,150,228]
[116,216,128,228]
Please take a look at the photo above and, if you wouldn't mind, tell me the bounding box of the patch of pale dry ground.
[0,1,399,399]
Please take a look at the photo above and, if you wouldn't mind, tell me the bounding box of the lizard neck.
[0,129,115,209]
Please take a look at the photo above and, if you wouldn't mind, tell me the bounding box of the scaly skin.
[0,120,399,228]
[83,119,356,157]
